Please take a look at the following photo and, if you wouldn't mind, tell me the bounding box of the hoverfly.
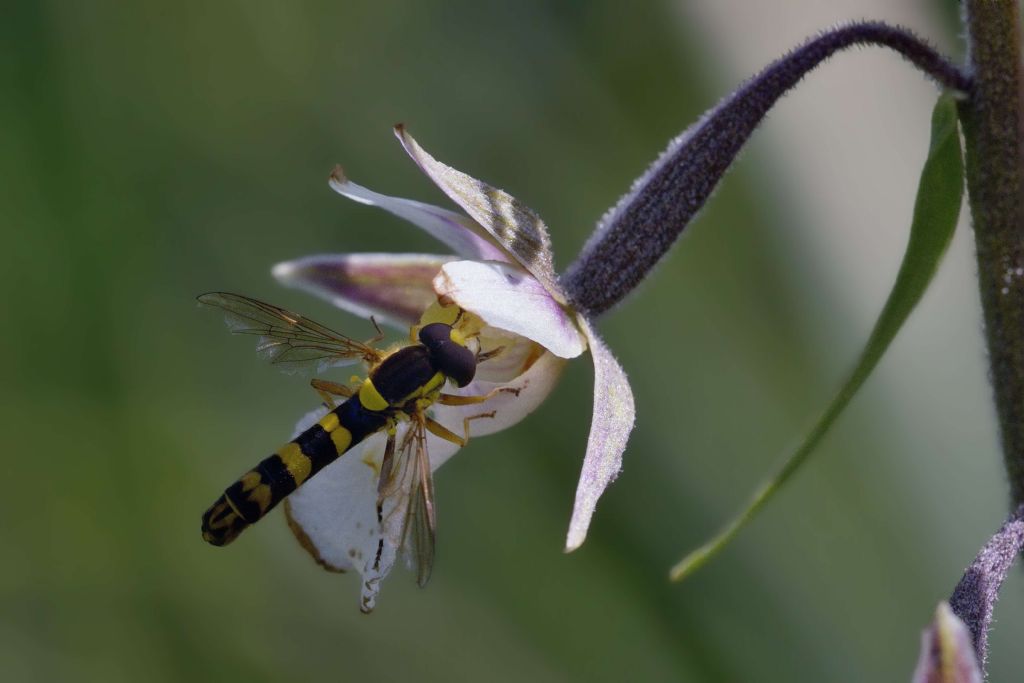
[198,292,509,587]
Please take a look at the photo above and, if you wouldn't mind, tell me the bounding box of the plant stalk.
[961,1,1024,509]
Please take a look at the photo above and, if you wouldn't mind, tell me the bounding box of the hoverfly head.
[418,322,476,388]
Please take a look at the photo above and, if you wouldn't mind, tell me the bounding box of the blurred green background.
[3,1,1016,681]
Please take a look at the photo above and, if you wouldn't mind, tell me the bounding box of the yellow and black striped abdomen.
[201,396,390,546]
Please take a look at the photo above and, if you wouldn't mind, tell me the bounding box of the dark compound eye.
[418,323,477,388]
[418,322,452,349]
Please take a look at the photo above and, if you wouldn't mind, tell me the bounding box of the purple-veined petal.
[432,349,566,438]
[394,126,566,302]
[329,165,510,263]
[912,603,983,683]
[284,405,461,613]
[433,260,586,359]
[273,253,452,329]
[565,315,635,552]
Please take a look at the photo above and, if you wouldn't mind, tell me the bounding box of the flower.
[271,126,635,611]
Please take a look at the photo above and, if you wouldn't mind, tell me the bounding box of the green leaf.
[670,93,965,582]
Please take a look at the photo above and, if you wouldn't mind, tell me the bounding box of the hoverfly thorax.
[417,322,476,388]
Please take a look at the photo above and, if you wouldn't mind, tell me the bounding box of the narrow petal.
[329,165,510,262]
[565,315,635,552]
[284,406,460,612]
[433,260,586,359]
[273,253,452,328]
[432,349,566,438]
[394,126,566,302]
[912,603,983,683]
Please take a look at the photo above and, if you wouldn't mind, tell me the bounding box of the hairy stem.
[961,2,1024,510]
[563,21,970,316]
[948,505,1024,671]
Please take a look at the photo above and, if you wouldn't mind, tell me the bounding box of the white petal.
[273,253,451,329]
[284,405,460,613]
[565,315,635,552]
[433,260,586,359]
[329,165,510,262]
[432,349,566,438]
[393,126,566,303]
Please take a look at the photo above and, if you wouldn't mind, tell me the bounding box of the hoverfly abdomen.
[201,397,388,546]
[201,494,249,546]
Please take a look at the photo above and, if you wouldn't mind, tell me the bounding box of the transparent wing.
[407,428,436,588]
[198,291,384,373]
[378,413,436,587]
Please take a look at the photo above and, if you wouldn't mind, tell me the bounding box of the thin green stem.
[961,1,1024,510]
[672,96,963,581]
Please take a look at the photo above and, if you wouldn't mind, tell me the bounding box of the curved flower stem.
[948,505,1024,672]
[960,2,1024,512]
[564,21,970,316]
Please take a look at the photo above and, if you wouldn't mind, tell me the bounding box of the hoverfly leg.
[434,388,519,442]
[460,411,497,443]
[309,378,354,408]
[424,418,466,447]
[425,411,497,448]
[436,386,520,407]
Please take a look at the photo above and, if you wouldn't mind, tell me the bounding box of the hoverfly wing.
[198,292,383,372]
[408,461,436,587]
[404,416,437,587]
[378,416,437,588]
